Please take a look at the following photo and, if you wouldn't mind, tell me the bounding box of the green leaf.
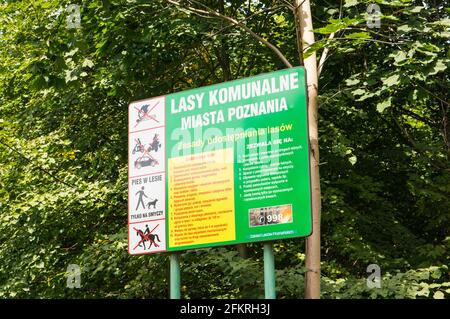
[392,51,408,65]
[430,267,442,279]
[416,285,430,297]
[356,92,376,101]
[436,31,450,39]
[64,70,78,83]
[348,155,357,165]
[397,25,412,33]
[428,60,448,75]
[36,262,45,269]
[82,59,94,69]
[64,48,79,57]
[351,88,366,96]
[431,18,450,27]
[314,17,359,34]
[40,2,53,9]
[409,6,424,13]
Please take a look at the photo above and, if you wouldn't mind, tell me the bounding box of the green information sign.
[128,67,312,255]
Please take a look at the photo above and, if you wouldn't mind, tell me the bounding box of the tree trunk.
[294,0,321,299]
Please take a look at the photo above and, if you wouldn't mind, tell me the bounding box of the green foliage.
[0,0,449,299]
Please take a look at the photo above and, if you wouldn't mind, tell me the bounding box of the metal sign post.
[264,242,276,299]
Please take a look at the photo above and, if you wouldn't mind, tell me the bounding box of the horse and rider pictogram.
[133,133,162,169]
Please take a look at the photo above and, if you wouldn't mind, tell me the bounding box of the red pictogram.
[134,101,160,128]
[133,224,160,250]
[134,147,159,169]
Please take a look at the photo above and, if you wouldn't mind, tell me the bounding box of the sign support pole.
[264,242,276,299]
[295,0,321,299]
[170,253,181,299]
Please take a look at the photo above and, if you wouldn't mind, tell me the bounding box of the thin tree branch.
[293,2,304,65]
[166,0,293,68]
[304,37,408,53]
[391,111,450,172]
[280,0,295,11]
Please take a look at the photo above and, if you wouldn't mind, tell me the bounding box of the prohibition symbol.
[133,224,161,251]
[134,101,160,128]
